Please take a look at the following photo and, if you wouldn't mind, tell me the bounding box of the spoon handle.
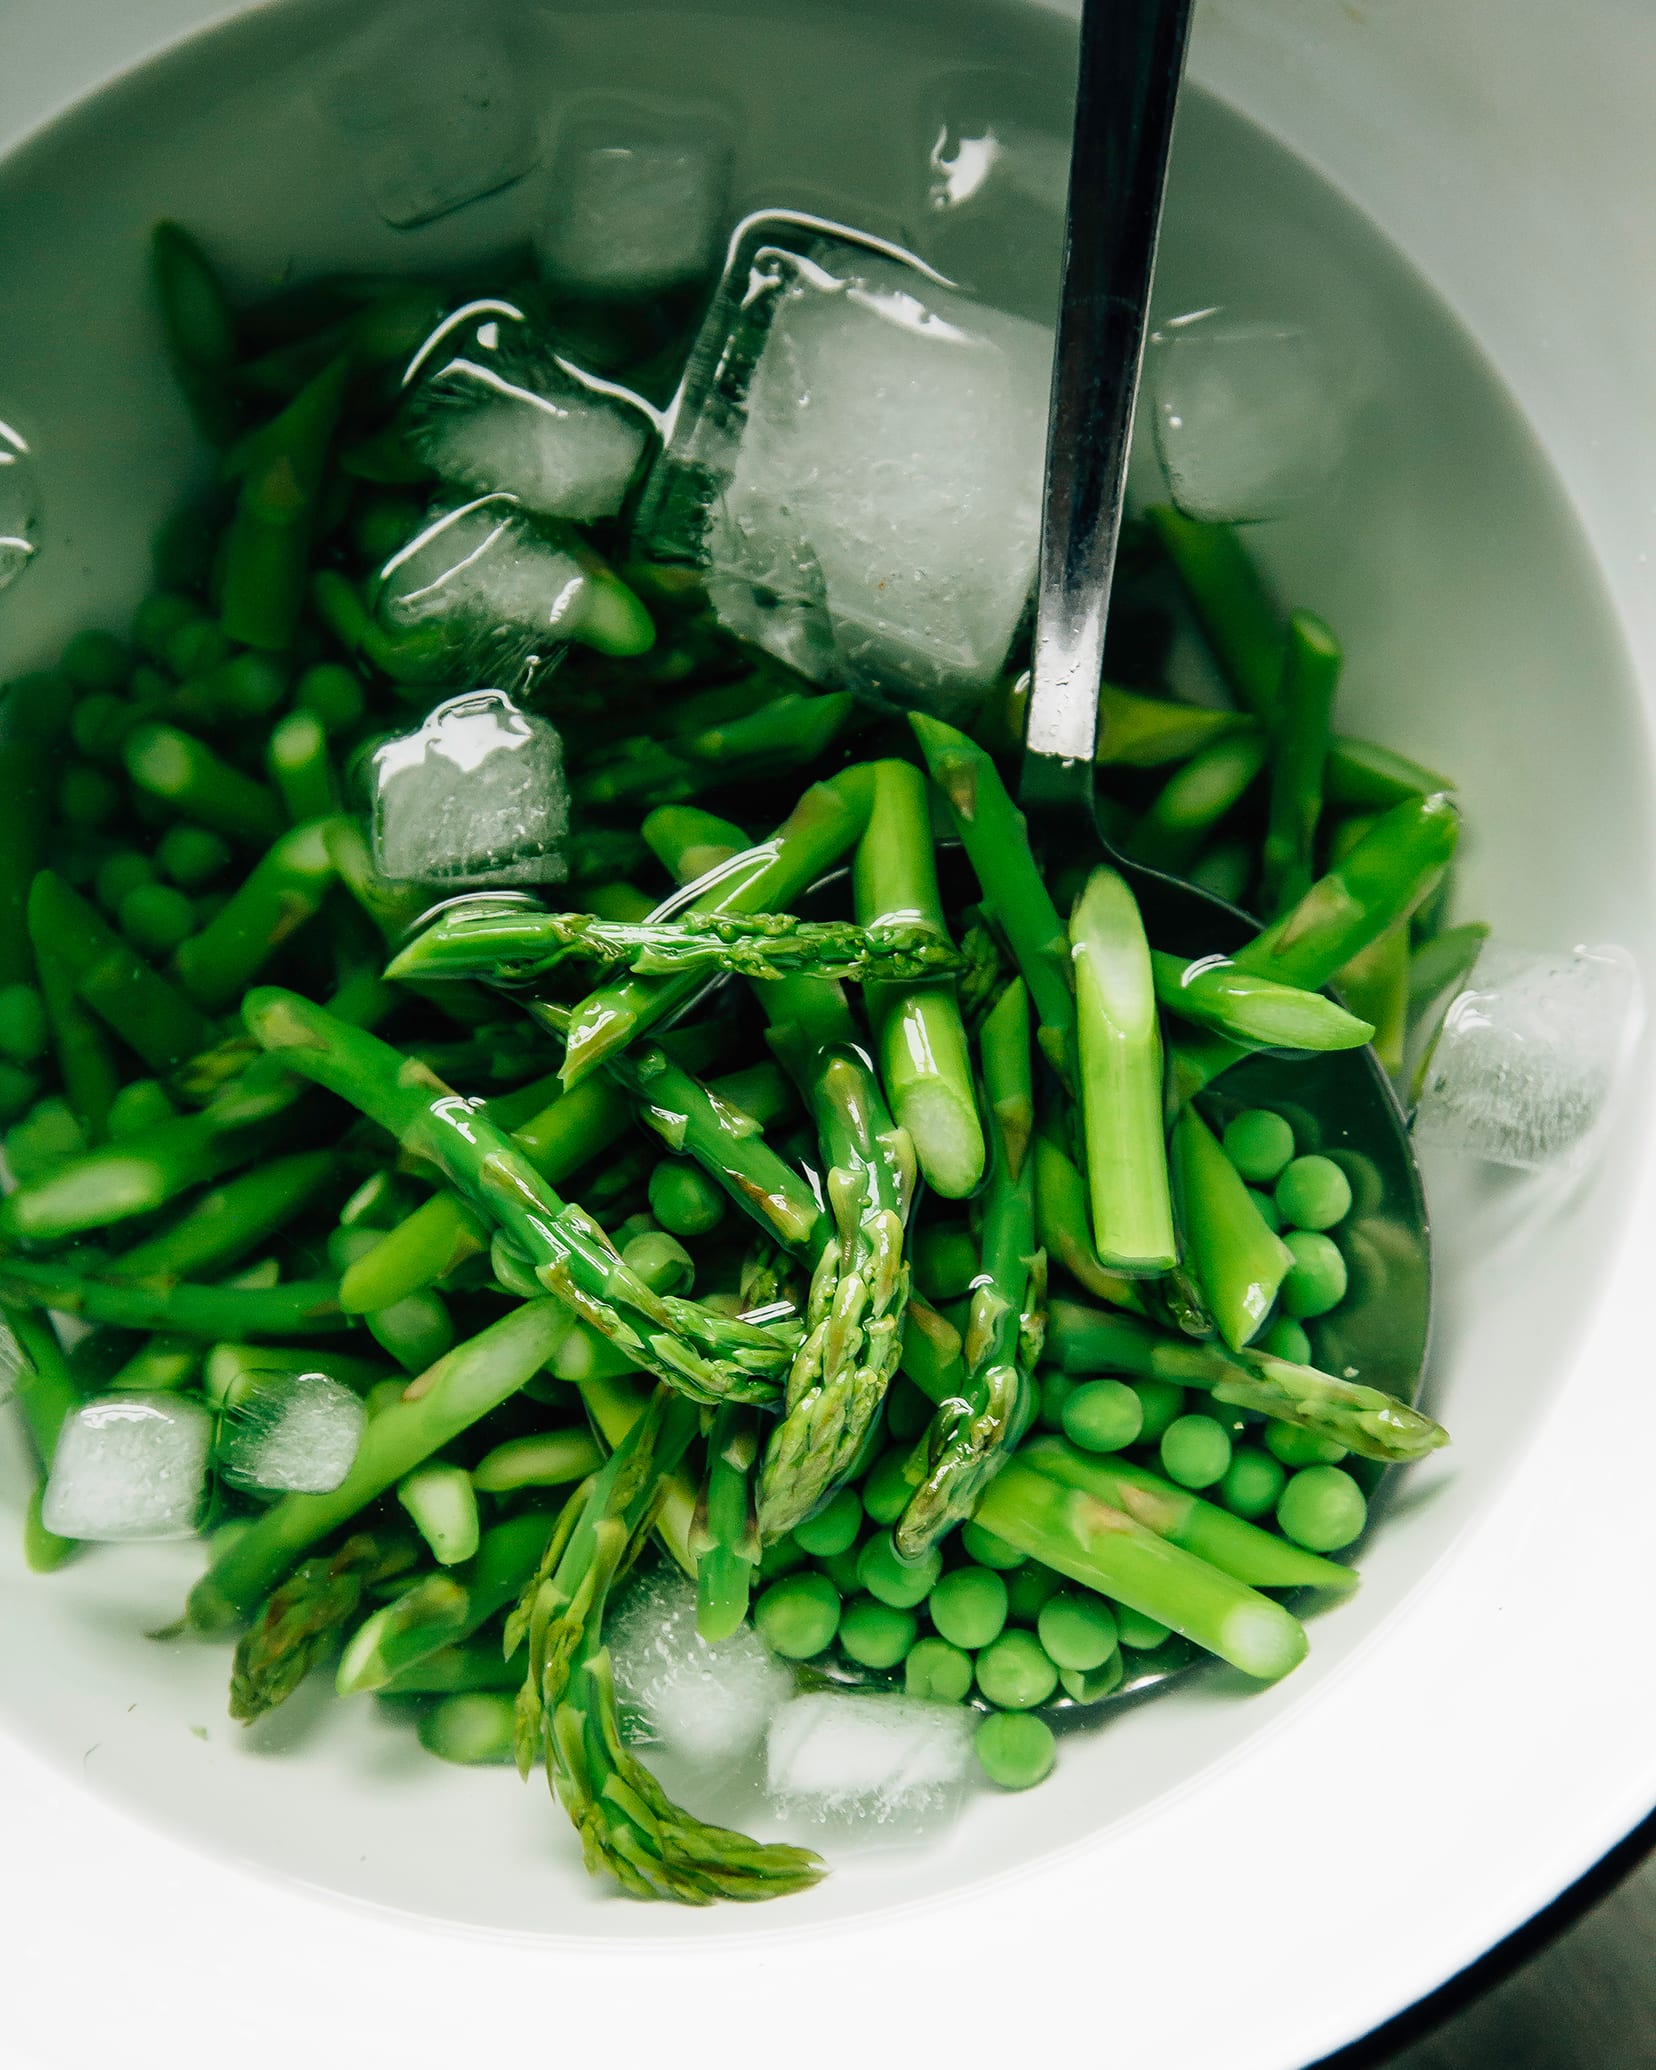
[1024,0,1193,797]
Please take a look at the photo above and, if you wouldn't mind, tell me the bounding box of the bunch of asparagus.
[0,221,1471,1906]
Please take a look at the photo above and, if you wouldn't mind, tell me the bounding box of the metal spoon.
[1021,0,1429,1413]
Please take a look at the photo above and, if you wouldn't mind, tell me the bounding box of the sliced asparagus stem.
[1145,506,1285,721]
[1069,866,1176,1275]
[1150,949,1374,1052]
[694,1403,762,1642]
[171,819,338,1012]
[28,870,219,1073]
[0,1257,344,1340]
[1170,1106,1292,1353]
[1261,611,1341,915]
[105,1149,336,1284]
[1124,732,1268,875]
[1032,1125,1147,1310]
[853,759,984,1200]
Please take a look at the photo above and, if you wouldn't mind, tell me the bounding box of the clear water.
[0,0,1646,1939]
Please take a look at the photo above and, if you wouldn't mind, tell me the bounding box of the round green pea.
[975,1628,1059,1711]
[1280,1230,1348,1318]
[1249,1186,1284,1233]
[860,1448,914,1527]
[132,590,196,660]
[1160,1413,1232,1489]
[71,692,133,764]
[928,1565,1009,1650]
[757,1535,809,1581]
[1276,1465,1367,1551]
[905,1635,973,1703]
[0,984,48,1067]
[1116,1606,1171,1650]
[1038,1368,1077,1432]
[1061,1377,1144,1453]
[0,1063,40,1126]
[1005,1561,1063,1624]
[58,763,120,830]
[1037,1591,1119,1672]
[975,1710,1056,1789]
[107,1078,178,1139]
[156,823,232,889]
[295,661,367,737]
[216,651,287,716]
[164,617,230,680]
[821,1542,865,1597]
[1263,1419,1347,1467]
[1060,1655,1126,1704]
[1259,1316,1312,1365]
[794,1486,863,1559]
[1275,1155,1353,1232]
[1219,1447,1287,1520]
[647,1159,725,1237]
[1222,1108,1296,1184]
[1131,1378,1186,1444]
[960,1521,1026,1571]
[754,1571,841,1658]
[119,883,196,957]
[95,849,156,914]
[857,1532,941,1610]
[838,1596,918,1670]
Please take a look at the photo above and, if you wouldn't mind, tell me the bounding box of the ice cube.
[1412,941,1644,1171]
[405,302,653,522]
[0,414,40,594]
[765,1689,974,1827]
[1148,309,1351,525]
[535,111,731,299]
[608,1563,792,1773]
[378,495,589,679]
[639,220,1053,714]
[42,1393,212,1541]
[371,687,569,888]
[216,1367,368,1495]
[318,3,538,230]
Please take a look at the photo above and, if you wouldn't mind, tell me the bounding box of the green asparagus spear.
[1031,1124,1147,1310]
[1096,683,1251,767]
[230,1532,416,1722]
[4,1300,82,1568]
[170,820,338,1012]
[32,925,121,1143]
[1325,736,1454,813]
[560,766,877,1085]
[0,671,74,987]
[220,355,350,651]
[266,711,341,825]
[695,1403,762,1641]
[1149,949,1374,1051]
[125,723,285,847]
[895,979,1042,1558]
[909,713,1077,1085]
[1261,612,1341,914]
[1124,731,1269,875]
[1145,507,1285,721]
[1070,867,1176,1274]
[27,871,218,1073]
[1170,1106,1292,1352]
[106,1150,335,1285]
[575,690,854,809]
[0,1258,344,1340]
[853,759,984,1200]
[151,222,238,446]
[243,989,794,1406]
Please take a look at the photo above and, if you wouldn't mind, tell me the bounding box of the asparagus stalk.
[853,759,984,1200]
[1261,611,1341,914]
[266,711,340,825]
[171,819,338,1012]
[1325,736,1455,813]
[559,766,877,1086]
[104,1149,336,1284]
[0,670,73,988]
[895,979,1042,1558]
[0,1257,344,1340]
[28,870,219,1073]
[125,723,285,847]
[1123,731,1268,875]
[229,1531,416,1722]
[1170,1106,1292,1352]
[4,1300,81,1569]
[574,690,854,809]
[1149,949,1374,1052]
[220,354,350,651]
[243,989,794,1406]
[1031,1125,1147,1310]
[391,904,963,987]
[694,1403,762,1642]
[1095,683,1250,767]
[909,712,1077,1085]
[1145,507,1285,721]
[1069,866,1176,1274]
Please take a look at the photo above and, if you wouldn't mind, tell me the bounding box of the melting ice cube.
[217,1367,368,1495]
[42,1393,212,1541]
[404,300,653,522]
[535,110,731,299]
[1147,308,1351,525]
[1412,940,1643,1172]
[0,415,40,594]
[765,1689,974,1828]
[318,2,538,229]
[608,1563,792,1774]
[378,495,592,679]
[371,687,569,887]
[638,219,1053,714]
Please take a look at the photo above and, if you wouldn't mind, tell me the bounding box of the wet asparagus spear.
[1261,611,1341,914]
[1170,1105,1292,1353]
[28,871,218,1073]
[1149,949,1373,1051]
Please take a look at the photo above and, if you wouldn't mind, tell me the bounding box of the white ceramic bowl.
[1,3,1653,2065]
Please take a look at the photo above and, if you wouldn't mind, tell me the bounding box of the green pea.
[1277,1465,1367,1551]
[95,849,156,914]
[1258,1315,1312,1365]
[1263,1419,1347,1467]
[960,1521,1027,1571]
[1221,1108,1295,1184]
[156,823,232,889]
[1219,1447,1288,1520]
[975,1628,1059,1711]
[1131,1377,1186,1443]
[0,984,48,1066]
[861,1448,915,1527]
[1038,1590,1119,1671]
[1060,1654,1126,1704]
[884,1376,931,1442]
[754,1571,841,1658]
[905,1635,974,1703]
[1061,1377,1144,1453]
[758,1535,809,1581]
[1249,1185,1284,1233]
[58,763,121,830]
[216,652,288,716]
[119,883,197,957]
[1005,1560,1063,1624]
[821,1542,865,1596]
[108,1078,179,1139]
[620,1227,694,1296]
[1160,1413,1232,1490]
[71,692,134,764]
[295,661,367,736]
[417,1691,516,1765]
[975,1711,1056,1789]
[793,1486,863,1559]
[1275,1154,1353,1232]
[928,1565,1009,1650]
[1279,1230,1348,1318]
[647,1158,725,1236]
[1116,1606,1171,1650]
[1038,1369,1077,1432]
[838,1596,918,1670]
[62,629,129,693]
[913,1221,979,1302]
[164,617,231,680]
[858,1532,942,1610]
[0,1063,41,1126]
